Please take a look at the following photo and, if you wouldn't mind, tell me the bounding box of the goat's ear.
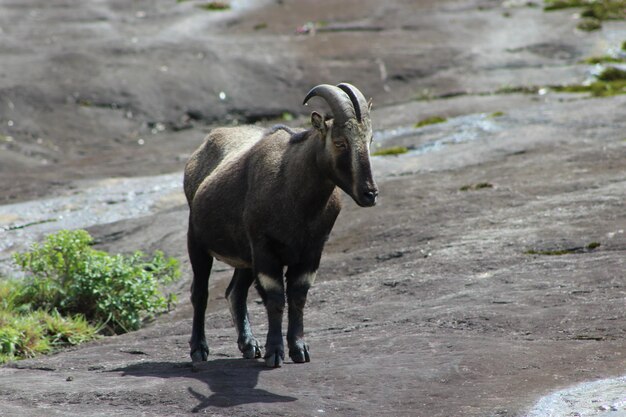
[311,111,326,134]
[367,98,373,111]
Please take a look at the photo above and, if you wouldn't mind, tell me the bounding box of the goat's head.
[303,83,378,207]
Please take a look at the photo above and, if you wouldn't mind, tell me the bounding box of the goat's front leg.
[286,268,316,363]
[253,250,285,368]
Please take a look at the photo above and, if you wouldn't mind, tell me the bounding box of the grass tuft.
[372,146,410,156]
[415,116,447,128]
[0,289,99,364]
[197,1,230,11]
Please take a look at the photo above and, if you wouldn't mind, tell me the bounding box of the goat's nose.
[362,189,379,206]
[365,190,378,199]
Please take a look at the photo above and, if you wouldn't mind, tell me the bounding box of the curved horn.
[337,82,369,123]
[303,84,356,126]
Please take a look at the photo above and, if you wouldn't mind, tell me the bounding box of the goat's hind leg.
[225,268,261,359]
[188,232,213,362]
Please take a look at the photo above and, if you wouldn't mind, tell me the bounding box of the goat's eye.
[334,138,348,150]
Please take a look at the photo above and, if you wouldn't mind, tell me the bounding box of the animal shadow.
[116,358,297,412]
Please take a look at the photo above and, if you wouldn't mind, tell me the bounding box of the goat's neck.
[285,130,336,212]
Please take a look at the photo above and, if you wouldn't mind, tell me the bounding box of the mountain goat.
[184,83,378,367]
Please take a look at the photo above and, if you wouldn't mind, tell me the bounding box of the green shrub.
[0,230,180,364]
[13,230,180,335]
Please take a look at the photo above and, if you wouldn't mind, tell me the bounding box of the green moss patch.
[577,17,602,31]
[415,116,447,128]
[587,241,602,250]
[496,85,541,94]
[551,80,626,96]
[197,1,230,11]
[525,242,601,256]
[545,0,626,17]
[496,74,626,97]
[544,0,588,10]
[596,66,626,81]
[580,55,626,64]
[7,219,57,231]
[580,1,626,20]
[489,111,505,118]
[552,66,626,96]
[544,1,626,31]
[372,146,410,156]
[526,249,569,255]
[281,112,294,121]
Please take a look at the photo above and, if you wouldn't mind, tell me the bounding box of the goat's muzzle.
[358,187,379,207]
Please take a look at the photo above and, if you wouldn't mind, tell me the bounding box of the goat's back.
[184,126,264,205]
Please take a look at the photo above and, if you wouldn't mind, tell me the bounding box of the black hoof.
[264,349,284,368]
[242,344,262,359]
[190,343,209,362]
[239,337,262,359]
[289,343,310,363]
